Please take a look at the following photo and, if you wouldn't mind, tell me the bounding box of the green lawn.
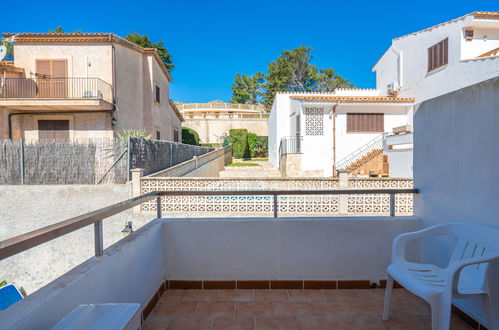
[227,162,260,167]
[242,158,268,161]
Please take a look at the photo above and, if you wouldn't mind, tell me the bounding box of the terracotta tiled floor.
[143,288,473,330]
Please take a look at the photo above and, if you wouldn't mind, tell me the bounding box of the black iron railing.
[279,136,302,158]
[0,77,112,103]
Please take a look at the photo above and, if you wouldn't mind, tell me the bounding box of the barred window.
[428,38,448,72]
[305,107,324,136]
[347,113,384,133]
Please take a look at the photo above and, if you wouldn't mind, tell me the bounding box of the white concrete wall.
[0,221,165,330]
[335,104,409,162]
[414,76,499,325]
[162,217,420,281]
[384,133,413,178]
[374,14,499,103]
[268,94,292,167]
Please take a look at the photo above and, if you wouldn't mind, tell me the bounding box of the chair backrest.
[439,223,499,287]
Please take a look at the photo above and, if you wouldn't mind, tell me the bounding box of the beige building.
[0,33,183,142]
[178,100,268,144]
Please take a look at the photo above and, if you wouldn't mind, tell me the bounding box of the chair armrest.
[446,253,499,291]
[391,225,449,264]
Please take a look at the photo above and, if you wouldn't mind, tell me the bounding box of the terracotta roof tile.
[291,95,414,103]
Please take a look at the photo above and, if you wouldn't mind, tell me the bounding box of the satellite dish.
[0,46,6,61]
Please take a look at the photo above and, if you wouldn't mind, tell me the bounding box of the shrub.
[254,136,268,157]
[247,133,257,158]
[228,129,249,158]
[182,127,200,145]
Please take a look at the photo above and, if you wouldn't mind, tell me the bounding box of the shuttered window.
[36,59,68,98]
[38,120,70,141]
[173,129,179,142]
[347,113,384,133]
[428,38,448,72]
[155,85,160,103]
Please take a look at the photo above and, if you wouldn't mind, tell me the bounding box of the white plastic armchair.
[383,223,499,330]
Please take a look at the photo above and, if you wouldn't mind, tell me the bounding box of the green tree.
[125,32,173,72]
[48,26,82,34]
[230,46,354,107]
[230,72,264,104]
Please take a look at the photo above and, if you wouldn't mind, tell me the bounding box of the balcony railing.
[0,77,113,103]
[0,188,418,261]
[279,136,302,158]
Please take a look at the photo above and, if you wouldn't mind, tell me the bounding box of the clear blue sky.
[3,0,497,102]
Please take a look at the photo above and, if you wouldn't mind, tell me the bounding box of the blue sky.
[2,0,497,102]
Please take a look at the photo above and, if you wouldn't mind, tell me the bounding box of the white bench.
[52,303,141,330]
[383,223,499,330]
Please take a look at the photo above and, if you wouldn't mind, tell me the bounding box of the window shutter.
[36,60,51,76]
[51,60,67,78]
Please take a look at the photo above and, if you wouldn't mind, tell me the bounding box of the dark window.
[173,129,179,142]
[156,131,161,140]
[155,85,160,103]
[38,120,70,141]
[347,113,384,133]
[428,38,448,72]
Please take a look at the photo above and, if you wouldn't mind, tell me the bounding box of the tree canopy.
[48,26,82,34]
[125,32,173,72]
[230,46,355,107]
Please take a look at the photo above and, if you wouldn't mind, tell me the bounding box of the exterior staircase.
[335,135,389,176]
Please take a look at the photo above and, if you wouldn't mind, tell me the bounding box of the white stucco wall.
[162,217,420,281]
[384,133,413,178]
[0,221,165,330]
[268,94,292,167]
[414,76,499,325]
[374,14,499,103]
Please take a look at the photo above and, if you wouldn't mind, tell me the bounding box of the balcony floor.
[143,288,473,330]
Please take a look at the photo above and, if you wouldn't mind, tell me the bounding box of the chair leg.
[484,293,498,330]
[383,275,394,320]
[430,294,451,330]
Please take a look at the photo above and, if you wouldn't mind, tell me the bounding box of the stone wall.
[183,118,268,144]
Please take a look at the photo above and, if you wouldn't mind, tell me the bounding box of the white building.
[374,11,499,104]
[270,11,499,178]
[268,89,413,177]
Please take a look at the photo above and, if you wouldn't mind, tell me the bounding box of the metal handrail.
[335,134,384,170]
[279,136,302,158]
[0,188,418,261]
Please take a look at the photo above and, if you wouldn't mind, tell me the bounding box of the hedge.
[228,129,268,159]
[181,127,200,146]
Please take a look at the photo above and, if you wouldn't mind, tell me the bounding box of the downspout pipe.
[8,110,114,140]
[391,47,403,88]
[332,102,339,176]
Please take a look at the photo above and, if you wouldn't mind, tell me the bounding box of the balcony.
[0,190,474,329]
[0,77,113,111]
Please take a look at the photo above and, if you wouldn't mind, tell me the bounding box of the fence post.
[156,197,162,219]
[389,193,396,217]
[273,194,278,218]
[19,139,25,185]
[127,135,132,181]
[193,156,198,169]
[94,220,104,257]
[338,169,349,215]
[131,168,144,212]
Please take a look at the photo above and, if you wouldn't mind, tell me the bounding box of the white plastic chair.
[383,223,499,330]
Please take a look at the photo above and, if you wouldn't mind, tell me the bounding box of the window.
[38,120,70,141]
[156,131,161,140]
[173,129,179,142]
[428,38,448,72]
[36,59,68,98]
[305,107,324,136]
[155,85,160,103]
[346,113,384,133]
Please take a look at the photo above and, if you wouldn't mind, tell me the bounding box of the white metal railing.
[335,134,384,171]
[149,145,232,177]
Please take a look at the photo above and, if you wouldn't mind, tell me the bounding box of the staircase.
[335,135,388,176]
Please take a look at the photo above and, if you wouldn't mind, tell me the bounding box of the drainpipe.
[332,102,339,176]
[8,110,114,140]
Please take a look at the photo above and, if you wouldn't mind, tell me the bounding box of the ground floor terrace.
[143,287,473,330]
